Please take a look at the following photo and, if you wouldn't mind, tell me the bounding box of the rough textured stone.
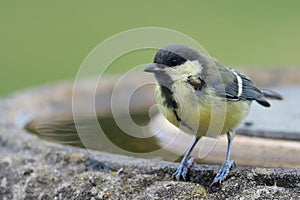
[1,72,300,199]
[1,127,300,200]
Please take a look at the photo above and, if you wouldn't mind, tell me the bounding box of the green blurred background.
[1,0,300,96]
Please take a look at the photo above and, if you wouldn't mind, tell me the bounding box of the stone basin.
[0,68,300,199]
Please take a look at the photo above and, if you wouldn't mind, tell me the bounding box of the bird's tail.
[261,89,283,100]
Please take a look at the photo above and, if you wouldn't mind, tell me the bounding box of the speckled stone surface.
[1,121,300,199]
[1,72,300,199]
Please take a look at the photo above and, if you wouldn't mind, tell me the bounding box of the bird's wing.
[205,65,271,107]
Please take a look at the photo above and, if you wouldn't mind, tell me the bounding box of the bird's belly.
[174,100,249,137]
[155,85,251,137]
[195,100,250,137]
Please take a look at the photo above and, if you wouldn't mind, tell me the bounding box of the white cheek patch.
[231,69,243,97]
[166,60,203,82]
[187,60,203,74]
[177,60,203,75]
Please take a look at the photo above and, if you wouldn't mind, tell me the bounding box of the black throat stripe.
[159,85,181,122]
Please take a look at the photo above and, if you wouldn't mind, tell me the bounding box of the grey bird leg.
[211,130,236,186]
[173,137,199,180]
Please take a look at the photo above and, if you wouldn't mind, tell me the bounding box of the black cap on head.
[154,44,202,67]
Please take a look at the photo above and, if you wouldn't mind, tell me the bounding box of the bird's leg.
[173,136,199,181]
[211,130,236,186]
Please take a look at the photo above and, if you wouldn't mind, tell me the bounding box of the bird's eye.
[166,54,186,67]
[170,56,179,66]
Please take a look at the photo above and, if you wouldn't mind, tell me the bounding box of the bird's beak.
[143,63,164,73]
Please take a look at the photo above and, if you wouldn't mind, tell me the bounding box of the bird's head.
[144,44,209,88]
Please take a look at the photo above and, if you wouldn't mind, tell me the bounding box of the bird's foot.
[210,160,235,187]
[173,157,195,181]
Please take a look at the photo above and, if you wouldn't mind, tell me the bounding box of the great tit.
[143,44,282,186]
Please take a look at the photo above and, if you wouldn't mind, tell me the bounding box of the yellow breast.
[154,82,251,138]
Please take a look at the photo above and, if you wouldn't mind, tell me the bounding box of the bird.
[143,44,282,186]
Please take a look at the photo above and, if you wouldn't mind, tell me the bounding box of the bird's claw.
[210,160,235,187]
[173,157,195,181]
